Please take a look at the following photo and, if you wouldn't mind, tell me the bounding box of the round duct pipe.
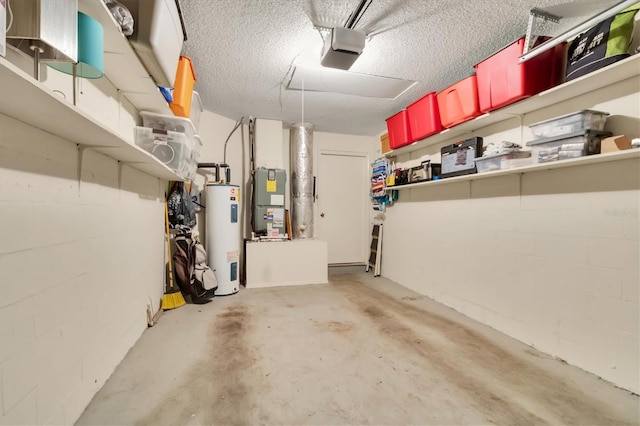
[289,123,314,239]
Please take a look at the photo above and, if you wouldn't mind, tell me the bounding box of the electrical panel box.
[253,168,286,236]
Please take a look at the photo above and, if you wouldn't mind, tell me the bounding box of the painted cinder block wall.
[0,52,166,424]
[381,76,640,393]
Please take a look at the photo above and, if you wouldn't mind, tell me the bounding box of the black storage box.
[440,137,483,178]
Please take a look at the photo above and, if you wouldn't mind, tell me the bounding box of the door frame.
[315,149,370,265]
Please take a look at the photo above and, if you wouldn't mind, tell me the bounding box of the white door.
[317,151,369,265]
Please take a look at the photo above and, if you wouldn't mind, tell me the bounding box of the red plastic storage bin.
[406,92,443,141]
[475,37,565,113]
[436,74,481,128]
[385,110,412,149]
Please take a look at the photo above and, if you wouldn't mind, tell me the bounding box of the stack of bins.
[526,110,611,163]
[135,111,202,179]
[475,37,566,112]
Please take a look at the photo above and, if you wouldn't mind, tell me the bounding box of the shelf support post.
[524,8,561,54]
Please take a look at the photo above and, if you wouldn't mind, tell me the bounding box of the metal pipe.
[289,123,314,239]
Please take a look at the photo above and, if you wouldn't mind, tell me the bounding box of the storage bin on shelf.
[406,92,443,141]
[385,110,412,149]
[183,135,202,180]
[140,111,197,140]
[436,73,481,128]
[170,55,196,117]
[526,130,611,163]
[134,126,192,174]
[474,150,531,173]
[528,110,609,139]
[475,37,566,113]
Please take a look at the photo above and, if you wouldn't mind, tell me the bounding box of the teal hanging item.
[48,12,104,79]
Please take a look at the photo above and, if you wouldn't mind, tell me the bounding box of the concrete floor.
[77,271,639,425]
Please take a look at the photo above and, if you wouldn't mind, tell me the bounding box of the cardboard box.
[380,133,391,153]
[601,135,631,153]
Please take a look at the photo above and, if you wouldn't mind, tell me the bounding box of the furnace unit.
[252,168,286,237]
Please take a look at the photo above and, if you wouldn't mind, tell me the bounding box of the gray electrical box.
[253,168,287,236]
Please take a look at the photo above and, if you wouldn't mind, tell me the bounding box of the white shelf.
[385,54,640,158]
[0,57,183,181]
[387,150,640,190]
[78,0,172,115]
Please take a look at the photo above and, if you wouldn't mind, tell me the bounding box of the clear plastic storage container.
[134,126,192,174]
[190,91,203,132]
[183,135,203,180]
[529,110,609,139]
[526,130,611,164]
[474,150,531,173]
[140,111,197,140]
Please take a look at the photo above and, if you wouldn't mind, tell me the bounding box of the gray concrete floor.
[77,272,639,425]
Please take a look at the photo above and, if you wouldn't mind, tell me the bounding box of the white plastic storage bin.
[474,150,531,173]
[140,111,197,140]
[190,91,203,132]
[119,0,184,88]
[526,130,611,164]
[134,126,192,174]
[529,110,609,139]
[183,136,202,180]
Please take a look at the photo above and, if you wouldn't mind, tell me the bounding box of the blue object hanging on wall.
[48,12,104,79]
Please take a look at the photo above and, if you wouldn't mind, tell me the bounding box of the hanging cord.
[6,0,13,32]
[223,116,245,165]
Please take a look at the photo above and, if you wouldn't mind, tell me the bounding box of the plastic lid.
[526,130,612,146]
[529,110,610,128]
[407,92,437,108]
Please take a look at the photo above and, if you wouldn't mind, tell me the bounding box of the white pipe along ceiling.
[179,0,625,136]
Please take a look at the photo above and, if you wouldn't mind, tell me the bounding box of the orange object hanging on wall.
[170,55,196,117]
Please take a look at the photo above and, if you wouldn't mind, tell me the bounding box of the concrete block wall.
[0,114,166,425]
[381,76,640,393]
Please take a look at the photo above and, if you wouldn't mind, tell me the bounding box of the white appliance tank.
[205,184,241,296]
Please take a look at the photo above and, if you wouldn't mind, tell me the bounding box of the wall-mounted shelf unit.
[78,0,172,115]
[0,57,183,181]
[385,54,640,158]
[387,149,640,190]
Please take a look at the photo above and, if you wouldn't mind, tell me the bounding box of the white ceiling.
[180,0,619,136]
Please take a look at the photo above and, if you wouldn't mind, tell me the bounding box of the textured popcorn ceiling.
[180,0,619,136]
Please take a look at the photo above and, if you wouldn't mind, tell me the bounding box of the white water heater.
[205,184,240,296]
